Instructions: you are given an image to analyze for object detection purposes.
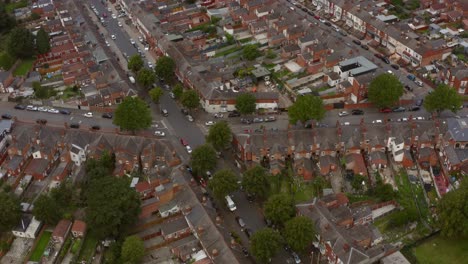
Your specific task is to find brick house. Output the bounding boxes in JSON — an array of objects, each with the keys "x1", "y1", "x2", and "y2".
[
  {"x1": 0, "y1": 71, "x2": 14, "y2": 93},
  {"x1": 71, "y1": 220, "x2": 86, "y2": 238},
  {"x1": 440, "y1": 67, "x2": 468, "y2": 95},
  {"x1": 52, "y1": 219, "x2": 72, "y2": 243}
]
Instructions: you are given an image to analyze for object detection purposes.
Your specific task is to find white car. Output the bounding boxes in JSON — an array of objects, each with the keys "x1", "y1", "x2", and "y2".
[
  {"x1": 144, "y1": 45, "x2": 149, "y2": 51},
  {"x1": 338, "y1": 111, "x2": 349, "y2": 117},
  {"x1": 47, "y1": 108, "x2": 59, "y2": 114},
  {"x1": 111, "y1": 34, "x2": 116, "y2": 40},
  {"x1": 148, "y1": 62, "x2": 153, "y2": 69},
  {"x1": 130, "y1": 38, "x2": 135, "y2": 45},
  {"x1": 319, "y1": 18, "x2": 326, "y2": 23},
  {"x1": 118, "y1": 21, "x2": 122, "y2": 27},
  {"x1": 111, "y1": 13, "x2": 117, "y2": 19},
  {"x1": 38, "y1": 107, "x2": 48, "y2": 112},
  {"x1": 342, "y1": 122, "x2": 350, "y2": 126},
  {"x1": 169, "y1": 92, "x2": 175, "y2": 99},
  {"x1": 107, "y1": 7, "x2": 112, "y2": 12},
  {"x1": 154, "y1": 131, "x2": 165, "y2": 137},
  {"x1": 205, "y1": 121, "x2": 215, "y2": 126},
  {"x1": 138, "y1": 36, "x2": 144, "y2": 42},
  {"x1": 372, "y1": 119, "x2": 383, "y2": 124},
  {"x1": 187, "y1": 115, "x2": 194, "y2": 122},
  {"x1": 105, "y1": 40, "x2": 110, "y2": 46},
  {"x1": 186, "y1": 145, "x2": 192, "y2": 154},
  {"x1": 415, "y1": 116, "x2": 425, "y2": 120},
  {"x1": 84, "y1": 112, "x2": 93, "y2": 118},
  {"x1": 387, "y1": 70, "x2": 393, "y2": 75},
  {"x1": 26, "y1": 105, "x2": 38, "y2": 111}
]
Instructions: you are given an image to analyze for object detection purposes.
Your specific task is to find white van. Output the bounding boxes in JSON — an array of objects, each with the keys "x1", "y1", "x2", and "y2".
[
  {"x1": 128, "y1": 76, "x2": 135, "y2": 84},
  {"x1": 225, "y1": 195, "x2": 237, "y2": 211}
]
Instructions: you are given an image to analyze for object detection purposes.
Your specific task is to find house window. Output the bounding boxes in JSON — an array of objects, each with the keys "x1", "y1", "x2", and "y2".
[{"x1": 455, "y1": 143, "x2": 460, "y2": 149}]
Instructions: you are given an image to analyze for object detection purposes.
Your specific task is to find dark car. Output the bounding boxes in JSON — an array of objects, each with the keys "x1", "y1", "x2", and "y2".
[
  {"x1": 228, "y1": 111, "x2": 241, "y2": 117},
  {"x1": 360, "y1": 44, "x2": 369, "y2": 50},
  {"x1": 14, "y1": 104, "x2": 26, "y2": 110},
  {"x1": 352, "y1": 39, "x2": 361, "y2": 45},
  {"x1": 324, "y1": 21, "x2": 332, "y2": 27},
  {"x1": 380, "y1": 108, "x2": 392, "y2": 113},
  {"x1": 339, "y1": 31, "x2": 347, "y2": 36},
  {"x1": 242, "y1": 247, "x2": 249, "y2": 257},
  {"x1": 244, "y1": 228, "x2": 253, "y2": 238},
  {"x1": 307, "y1": 11, "x2": 314, "y2": 16},
  {"x1": 180, "y1": 138, "x2": 189, "y2": 146},
  {"x1": 405, "y1": 85, "x2": 413, "y2": 92},
  {"x1": 392, "y1": 106, "x2": 406, "y2": 112},
  {"x1": 391, "y1": 64, "x2": 400, "y2": 70},
  {"x1": 2, "y1": 114, "x2": 12, "y2": 119},
  {"x1": 241, "y1": 118, "x2": 252, "y2": 124},
  {"x1": 351, "y1": 109, "x2": 364, "y2": 115},
  {"x1": 181, "y1": 108, "x2": 189, "y2": 115},
  {"x1": 36, "y1": 119, "x2": 47, "y2": 125},
  {"x1": 408, "y1": 106, "x2": 420, "y2": 111},
  {"x1": 70, "y1": 123, "x2": 80, "y2": 129},
  {"x1": 102, "y1": 112, "x2": 113, "y2": 119},
  {"x1": 235, "y1": 216, "x2": 246, "y2": 230},
  {"x1": 246, "y1": 193, "x2": 254, "y2": 202},
  {"x1": 60, "y1": 109, "x2": 71, "y2": 115},
  {"x1": 382, "y1": 57, "x2": 390, "y2": 64},
  {"x1": 91, "y1": 125, "x2": 101, "y2": 130},
  {"x1": 374, "y1": 53, "x2": 383, "y2": 59}
]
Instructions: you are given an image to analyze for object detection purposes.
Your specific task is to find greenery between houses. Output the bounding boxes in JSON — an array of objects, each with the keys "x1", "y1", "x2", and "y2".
[
  {"x1": 76, "y1": 235, "x2": 98, "y2": 263},
  {"x1": 29, "y1": 231, "x2": 52, "y2": 262},
  {"x1": 13, "y1": 58, "x2": 34, "y2": 76},
  {"x1": 410, "y1": 235, "x2": 468, "y2": 264}
]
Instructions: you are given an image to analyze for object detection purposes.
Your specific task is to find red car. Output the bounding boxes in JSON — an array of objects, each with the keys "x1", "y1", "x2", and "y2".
[
  {"x1": 180, "y1": 138, "x2": 188, "y2": 146},
  {"x1": 314, "y1": 15, "x2": 320, "y2": 19},
  {"x1": 380, "y1": 108, "x2": 392, "y2": 113}
]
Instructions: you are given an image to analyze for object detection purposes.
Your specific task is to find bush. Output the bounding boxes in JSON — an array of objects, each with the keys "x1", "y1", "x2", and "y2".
[{"x1": 0, "y1": 52, "x2": 15, "y2": 71}]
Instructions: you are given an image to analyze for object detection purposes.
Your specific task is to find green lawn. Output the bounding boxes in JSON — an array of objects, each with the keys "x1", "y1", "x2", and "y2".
[
  {"x1": 5, "y1": 0, "x2": 28, "y2": 13},
  {"x1": 77, "y1": 235, "x2": 98, "y2": 262},
  {"x1": 29, "y1": 231, "x2": 52, "y2": 262},
  {"x1": 13, "y1": 58, "x2": 34, "y2": 76},
  {"x1": 412, "y1": 235, "x2": 468, "y2": 264}
]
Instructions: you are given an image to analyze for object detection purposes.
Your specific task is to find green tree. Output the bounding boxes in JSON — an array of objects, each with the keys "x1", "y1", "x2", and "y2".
[
  {"x1": 283, "y1": 216, "x2": 316, "y2": 253},
  {"x1": 264, "y1": 194, "x2": 295, "y2": 226},
  {"x1": 181, "y1": 90, "x2": 200, "y2": 110},
  {"x1": 86, "y1": 176, "x2": 141, "y2": 239},
  {"x1": 36, "y1": 27, "x2": 50, "y2": 54},
  {"x1": 208, "y1": 169, "x2": 239, "y2": 201},
  {"x1": 128, "y1": 55, "x2": 144, "y2": 73},
  {"x1": 33, "y1": 183, "x2": 76, "y2": 225},
  {"x1": 154, "y1": 56, "x2": 175, "y2": 83},
  {"x1": 136, "y1": 68, "x2": 155, "y2": 88},
  {"x1": 33, "y1": 81, "x2": 48, "y2": 99},
  {"x1": 437, "y1": 180, "x2": 468, "y2": 238},
  {"x1": 121, "y1": 235, "x2": 145, "y2": 264},
  {"x1": 0, "y1": 3, "x2": 16, "y2": 34},
  {"x1": 250, "y1": 228, "x2": 282, "y2": 264},
  {"x1": 0, "y1": 192, "x2": 21, "y2": 233},
  {"x1": 235, "y1": 93, "x2": 256, "y2": 115},
  {"x1": 424, "y1": 84, "x2": 462, "y2": 113},
  {"x1": 288, "y1": 95, "x2": 325, "y2": 124},
  {"x1": 368, "y1": 73, "x2": 404, "y2": 108},
  {"x1": 7, "y1": 27, "x2": 35, "y2": 58},
  {"x1": 0, "y1": 52, "x2": 15, "y2": 70},
  {"x1": 242, "y1": 165, "x2": 270, "y2": 199},
  {"x1": 243, "y1": 44, "x2": 261, "y2": 61},
  {"x1": 149, "y1": 87, "x2": 164, "y2": 103},
  {"x1": 206, "y1": 121, "x2": 232, "y2": 151},
  {"x1": 172, "y1": 84, "x2": 183, "y2": 99},
  {"x1": 352, "y1": 175, "x2": 367, "y2": 192},
  {"x1": 190, "y1": 144, "x2": 217, "y2": 176},
  {"x1": 114, "y1": 97, "x2": 152, "y2": 132}
]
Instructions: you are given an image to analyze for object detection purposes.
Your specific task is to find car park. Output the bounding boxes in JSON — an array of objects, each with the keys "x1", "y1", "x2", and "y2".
[
  {"x1": 186, "y1": 145, "x2": 192, "y2": 154},
  {"x1": 2, "y1": 114, "x2": 12, "y2": 119},
  {"x1": 205, "y1": 121, "x2": 215, "y2": 126},
  {"x1": 235, "y1": 217, "x2": 246, "y2": 230},
  {"x1": 351, "y1": 109, "x2": 364, "y2": 115},
  {"x1": 338, "y1": 111, "x2": 349, "y2": 117},
  {"x1": 70, "y1": 123, "x2": 80, "y2": 129},
  {"x1": 154, "y1": 131, "x2": 165, "y2": 137},
  {"x1": 36, "y1": 119, "x2": 47, "y2": 125},
  {"x1": 14, "y1": 104, "x2": 26, "y2": 110},
  {"x1": 102, "y1": 112, "x2": 113, "y2": 119},
  {"x1": 392, "y1": 106, "x2": 406, "y2": 112},
  {"x1": 84, "y1": 112, "x2": 93, "y2": 118}
]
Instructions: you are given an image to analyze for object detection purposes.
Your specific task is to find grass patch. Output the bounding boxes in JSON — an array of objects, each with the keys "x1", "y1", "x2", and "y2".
[
  {"x1": 76, "y1": 235, "x2": 98, "y2": 263},
  {"x1": 411, "y1": 235, "x2": 468, "y2": 264},
  {"x1": 29, "y1": 231, "x2": 52, "y2": 262},
  {"x1": 214, "y1": 46, "x2": 242, "y2": 57},
  {"x1": 60, "y1": 86, "x2": 81, "y2": 100},
  {"x1": 13, "y1": 58, "x2": 34, "y2": 76},
  {"x1": 293, "y1": 182, "x2": 317, "y2": 202},
  {"x1": 5, "y1": 0, "x2": 28, "y2": 13}
]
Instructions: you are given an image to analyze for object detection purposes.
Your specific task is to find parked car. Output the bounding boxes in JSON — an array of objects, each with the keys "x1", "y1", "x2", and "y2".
[
  {"x1": 130, "y1": 38, "x2": 135, "y2": 45},
  {"x1": 415, "y1": 99, "x2": 424, "y2": 106},
  {"x1": 404, "y1": 85, "x2": 413, "y2": 92},
  {"x1": 235, "y1": 217, "x2": 246, "y2": 230},
  {"x1": 36, "y1": 119, "x2": 47, "y2": 125},
  {"x1": 253, "y1": 117, "x2": 264, "y2": 123},
  {"x1": 324, "y1": 21, "x2": 332, "y2": 27},
  {"x1": 372, "y1": 119, "x2": 383, "y2": 124},
  {"x1": 70, "y1": 123, "x2": 80, "y2": 129},
  {"x1": 391, "y1": 64, "x2": 400, "y2": 70},
  {"x1": 186, "y1": 145, "x2": 192, "y2": 154},
  {"x1": 181, "y1": 108, "x2": 189, "y2": 115},
  {"x1": 242, "y1": 247, "x2": 249, "y2": 257},
  {"x1": 1, "y1": 114, "x2": 12, "y2": 119},
  {"x1": 91, "y1": 125, "x2": 101, "y2": 130},
  {"x1": 84, "y1": 112, "x2": 93, "y2": 118},
  {"x1": 244, "y1": 228, "x2": 253, "y2": 238},
  {"x1": 351, "y1": 109, "x2": 364, "y2": 115},
  {"x1": 14, "y1": 104, "x2": 26, "y2": 110},
  {"x1": 169, "y1": 92, "x2": 175, "y2": 99},
  {"x1": 415, "y1": 80, "x2": 423, "y2": 87},
  {"x1": 379, "y1": 108, "x2": 392, "y2": 113},
  {"x1": 26, "y1": 105, "x2": 37, "y2": 111},
  {"x1": 352, "y1": 39, "x2": 361, "y2": 45},
  {"x1": 60, "y1": 109, "x2": 71, "y2": 115},
  {"x1": 111, "y1": 34, "x2": 116, "y2": 40},
  {"x1": 264, "y1": 116, "x2": 276, "y2": 122},
  {"x1": 180, "y1": 138, "x2": 188, "y2": 146},
  {"x1": 228, "y1": 111, "x2": 241, "y2": 117},
  {"x1": 292, "y1": 252, "x2": 302, "y2": 264},
  {"x1": 360, "y1": 44, "x2": 369, "y2": 50},
  {"x1": 214, "y1": 113, "x2": 223, "y2": 118},
  {"x1": 161, "y1": 109, "x2": 169, "y2": 117},
  {"x1": 187, "y1": 115, "x2": 194, "y2": 122},
  {"x1": 407, "y1": 74, "x2": 416, "y2": 81},
  {"x1": 408, "y1": 106, "x2": 420, "y2": 111},
  {"x1": 382, "y1": 57, "x2": 390, "y2": 64},
  {"x1": 241, "y1": 118, "x2": 252, "y2": 124},
  {"x1": 374, "y1": 53, "x2": 383, "y2": 59},
  {"x1": 205, "y1": 121, "x2": 215, "y2": 126},
  {"x1": 154, "y1": 131, "x2": 165, "y2": 137},
  {"x1": 47, "y1": 108, "x2": 59, "y2": 114},
  {"x1": 392, "y1": 106, "x2": 406, "y2": 112},
  {"x1": 338, "y1": 111, "x2": 349, "y2": 117},
  {"x1": 38, "y1": 107, "x2": 48, "y2": 112},
  {"x1": 102, "y1": 112, "x2": 113, "y2": 119}
]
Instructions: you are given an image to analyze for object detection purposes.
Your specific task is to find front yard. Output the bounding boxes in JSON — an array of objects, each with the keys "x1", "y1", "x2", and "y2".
[
  {"x1": 29, "y1": 231, "x2": 52, "y2": 262},
  {"x1": 409, "y1": 235, "x2": 468, "y2": 264}
]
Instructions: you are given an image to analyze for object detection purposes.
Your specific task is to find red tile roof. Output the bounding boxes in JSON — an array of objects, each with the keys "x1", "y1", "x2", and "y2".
[
  {"x1": 52, "y1": 219, "x2": 72, "y2": 239},
  {"x1": 71, "y1": 220, "x2": 86, "y2": 234}
]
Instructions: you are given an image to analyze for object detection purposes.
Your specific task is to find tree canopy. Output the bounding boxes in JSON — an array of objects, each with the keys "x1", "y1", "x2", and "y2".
[
  {"x1": 206, "y1": 121, "x2": 232, "y2": 151},
  {"x1": 121, "y1": 235, "x2": 145, "y2": 264},
  {"x1": 172, "y1": 84, "x2": 183, "y2": 100},
  {"x1": 0, "y1": 192, "x2": 21, "y2": 233},
  {"x1": 136, "y1": 68, "x2": 156, "y2": 88},
  {"x1": 264, "y1": 194, "x2": 295, "y2": 226},
  {"x1": 181, "y1": 90, "x2": 200, "y2": 110},
  {"x1": 154, "y1": 56, "x2": 175, "y2": 83},
  {"x1": 113, "y1": 97, "x2": 152, "y2": 132},
  {"x1": 33, "y1": 183, "x2": 76, "y2": 225},
  {"x1": 235, "y1": 93, "x2": 256, "y2": 115},
  {"x1": 0, "y1": 2, "x2": 16, "y2": 34},
  {"x1": 437, "y1": 179, "x2": 468, "y2": 238},
  {"x1": 128, "y1": 55, "x2": 144, "y2": 73},
  {"x1": 242, "y1": 165, "x2": 270, "y2": 199},
  {"x1": 283, "y1": 216, "x2": 316, "y2": 253},
  {"x1": 368, "y1": 73, "x2": 404, "y2": 108},
  {"x1": 208, "y1": 169, "x2": 239, "y2": 201},
  {"x1": 149, "y1": 86, "x2": 164, "y2": 103},
  {"x1": 36, "y1": 28, "x2": 50, "y2": 54},
  {"x1": 424, "y1": 84, "x2": 462, "y2": 113},
  {"x1": 190, "y1": 144, "x2": 217, "y2": 177},
  {"x1": 243, "y1": 45, "x2": 261, "y2": 61},
  {"x1": 250, "y1": 228, "x2": 282, "y2": 264},
  {"x1": 86, "y1": 173, "x2": 141, "y2": 239},
  {"x1": 288, "y1": 95, "x2": 325, "y2": 124},
  {"x1": 7, "y1": 27, "x2": 35, "y2": 58}
]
